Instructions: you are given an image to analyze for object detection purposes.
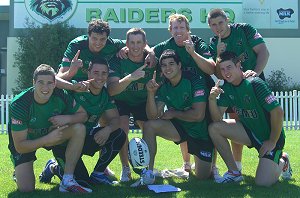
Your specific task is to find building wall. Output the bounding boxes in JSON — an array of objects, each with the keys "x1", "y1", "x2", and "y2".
[{"x1": 6, "y1": 37, "x2": 300, "y2": 95}]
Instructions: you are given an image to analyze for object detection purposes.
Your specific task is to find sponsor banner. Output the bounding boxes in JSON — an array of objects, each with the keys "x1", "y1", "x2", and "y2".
[
  {"x1": 14, "y1": 0, "x2": 242, "y2": 28},
  {"x1": 243, "y1": 0, "x2": 298, "y2": 29}
]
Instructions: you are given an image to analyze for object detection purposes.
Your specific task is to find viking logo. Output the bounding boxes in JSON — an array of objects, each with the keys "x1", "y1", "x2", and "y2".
[{"x1": 29, "y1": 0, "x2": 73, "y2": 21}]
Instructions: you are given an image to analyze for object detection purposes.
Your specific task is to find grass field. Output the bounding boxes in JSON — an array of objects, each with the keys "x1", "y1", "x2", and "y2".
[{"x1": 0, "y1": 130, "x2": 299, "y2": 198}]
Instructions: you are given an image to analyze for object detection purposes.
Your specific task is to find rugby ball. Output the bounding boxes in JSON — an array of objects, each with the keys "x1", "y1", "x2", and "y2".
[{"x1": 128, "y1": 137, "x2": 150, "y2": 168}]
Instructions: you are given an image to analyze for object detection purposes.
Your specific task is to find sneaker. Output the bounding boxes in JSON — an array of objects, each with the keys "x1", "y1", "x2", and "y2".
[
  {"x1": 216, "y1": 170, "x2": 243, "y2": 183},
  {"x1": 39, "y1": 159, "x2": 57, "y2": 183},
  {"x1": 141, "y1": 169, "x2": 155, "y2": 185},
  {"x1": 104, "y1": 166, "x2": 116, "y2": 177},
  {"x1": 281, "y1": 152, "x2": 292, "y2": 180},
  {"x1": 130, "y1": 169, "x2": 155, "y2": 187},
  {"x1": 90, "y1": 172, "x2": 118, "y2": 185},
  {"x1": 59, "y1": 178, "x2": 92, "y2": 193},
  {"x1": 181, "y1": 162, "x2": 192, "y2": 172},
  {"x1": 211, "y1": 166, "x2": 222, "y2": 181},
  {"x1": 120, "y1": 166, "x2": 132, "y2": 182}
]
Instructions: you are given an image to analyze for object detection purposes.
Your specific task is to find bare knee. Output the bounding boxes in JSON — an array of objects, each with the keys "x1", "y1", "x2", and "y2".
[
  {"x1": 71, "y1": 123, "x2": 86, "y2": 137},
  {"x1": 208, "y1": 122, "x2": 223, "y2": 137},
  {"x1": 143, "y1": 120, "x2": 158, "y2": 136}
]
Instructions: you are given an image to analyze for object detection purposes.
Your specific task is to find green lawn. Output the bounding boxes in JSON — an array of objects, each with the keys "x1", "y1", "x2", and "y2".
[{"x1": 0, "y1": 131, "x2": 299, "y2": 198}]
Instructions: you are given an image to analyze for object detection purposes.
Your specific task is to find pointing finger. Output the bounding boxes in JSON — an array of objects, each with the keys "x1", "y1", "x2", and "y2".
[
  {"x1": 215, "y1": 79, "x2": 221, "y2": 87},
  {"x1": 187, "y1": 32, "x2": 192, "y2": 41},
  {"x1": 73, "y1": 50, "x2": 80, "y2": 60},
  {"x1": 152, "y1": 71, "x2": 156, "y2": 80},
  {"x1": 218, "y1": 34, "x2": 222, "y2": 44}
]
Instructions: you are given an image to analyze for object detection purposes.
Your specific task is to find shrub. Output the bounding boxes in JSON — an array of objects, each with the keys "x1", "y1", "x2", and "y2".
[
  {"x1": 13, "y1": 19, "x2": 82, "y2": 93},
  {"x1": 266, "y1": 68, "x2": 293, "y2": 92}
]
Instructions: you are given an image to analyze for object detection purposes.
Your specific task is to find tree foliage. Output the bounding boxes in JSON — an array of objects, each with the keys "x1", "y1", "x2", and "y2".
[
  {"x1": 266, "y1": 68, "x2": 300, "y2": 92},
  {"x1": 13, "y1": 19, "x2": 82, "y2": 93}
]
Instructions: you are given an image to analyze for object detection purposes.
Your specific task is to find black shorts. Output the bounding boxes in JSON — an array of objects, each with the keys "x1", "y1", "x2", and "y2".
[
  {"x1": 115, "y1": 100, "x2": 148, "y2": 121},
  {"x1": 170, "y1": 120, "x2": 214, "y2": 162},
  {"x1": 243, "y1": 124, "x2": 285, "y2": 164},
  {"x1": 82, "y1": 126, "x2": 105, "y2": 156}
]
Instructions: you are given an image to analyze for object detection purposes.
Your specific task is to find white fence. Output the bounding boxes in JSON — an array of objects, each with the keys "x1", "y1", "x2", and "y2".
[{"x1": 1, "y1": 91, "x2": 300, "y2": 134}]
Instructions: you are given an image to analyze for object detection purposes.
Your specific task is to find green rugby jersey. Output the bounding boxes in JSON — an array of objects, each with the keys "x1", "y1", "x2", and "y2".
[
  {"x1": 218, "y1": 77, "x2": 284, "y2": 142},
  {"x1": 209, "y1": 23, "x2": 265, "y2": 75},
  {"x1": 9, "y1": 87, "x2": 80, "y2": 140},
  {"x1": 70, "y1": 84, "x2": 116, "y2": 131},
  {"x1": 109, "y1": 57, "x2": 161, "y2": 106},
  {"x1": 157, "y1": 71, "x2": 209, "y2": 140},
  {"x1": 60, "y1": 35, "x2": 125, "y2": 81},
  {"x1": 154, "y1": 35, "x2": 213, "y2": 85}
]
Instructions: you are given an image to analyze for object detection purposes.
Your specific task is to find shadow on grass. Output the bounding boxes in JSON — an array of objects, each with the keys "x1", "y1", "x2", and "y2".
[{"x1": 7, "y1": 175, "x2": 299, "y2": 198}]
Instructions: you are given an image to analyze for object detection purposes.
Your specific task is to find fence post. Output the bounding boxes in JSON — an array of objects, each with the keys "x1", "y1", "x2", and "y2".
[{"x1": 1, "y1": 94, "x2": 4, "y2": 134}]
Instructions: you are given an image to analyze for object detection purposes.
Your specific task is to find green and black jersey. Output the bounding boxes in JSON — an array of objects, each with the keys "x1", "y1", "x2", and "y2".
[
  {"x1": 60, "y1": 35, "x2": 125, "y2": 81},
  {"x1": 218, "y1": 77, "x2": 284, "y2": 142},
  {"x1": 70, "y1": 83, "x2": 116, "y2": 132},
  {"x1": 154, "y1": 35, "x2": 213, "y2": 86},
  {"x1": 157, "y1": 71, "x2": 209, "y2": 140},
  {"x1": 209, "y1": 23, "x2": 265, "y2": 78},
  {"x1": 109, "y1": 56, "x2": 161, "y2": 106},
  {"x1": 9, "y1": 87, "x2": 80, "y2": 140}
]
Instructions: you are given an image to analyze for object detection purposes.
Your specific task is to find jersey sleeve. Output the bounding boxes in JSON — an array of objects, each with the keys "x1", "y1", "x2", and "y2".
[
  {"x1": 111, "y1": 38, "x2": 126, "y2": 50},
  {"x1": 59, "y1": 89, "x2": 81, "y2": 114},
  {"x1": 240, "y1": 23, "x2": 265, "y2": 48},
  {"x1": 108, "y1": 56, "x2": 122, "y2": 78},
  {"x1": 60, "y1": 38, "x2": 82, "y2": 68},
  {"x1": 192, "y1": 36, "x2": 212, "y2": 59},
  {"x1": 10, "y1": 102, "x2": 28, "y2": 132},
  {"x1": 153, "y1": 41, "x2": 166, "y2": 59},
  {"x1": 251, "y1": 78, "x2": 280, "y2": 112},
  {"x1": 190, "y1": 74, "x2": 208, "y2": 103}
]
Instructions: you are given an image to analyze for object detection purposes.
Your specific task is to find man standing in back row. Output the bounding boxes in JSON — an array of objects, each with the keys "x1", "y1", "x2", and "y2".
[{"x1": 208, "y1": 8, "x2": 270, "y2": 172}]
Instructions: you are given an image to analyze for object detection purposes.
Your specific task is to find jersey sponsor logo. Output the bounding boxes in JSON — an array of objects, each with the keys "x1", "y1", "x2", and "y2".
[
  {"x1": 277, "y1": 8, "x2": 294, "y2": 20},
  {"x1": 62, "y1": 57, "x2": 71, "y2": 62},
  {"x1": 238, "y1": 52, "x2": 248, "y2": 63},
  {"x1": 233, "y1": 107, "x2": 258, "y2": 119},
  {"x1": 30, "y1": 117, "x2": 37, "y2": 123},
  {"x1": 199, "y1": 151, "x2": 212, "y2": 158},
  {"x1": 25, "y1": 0, "x2": 77, "y2": 23},
  {"x1": 194, "y1": 89, "x2": 205, "y2": 97},
  {"x1": 253, "y1": 33, "x2": 262, "y2": 40},
  {"x1": 265, "y1": 95, "x2": 276, "y2": 104},
  {"x1": 11, "y1": 118, "x2": 22, "y2": 125}
]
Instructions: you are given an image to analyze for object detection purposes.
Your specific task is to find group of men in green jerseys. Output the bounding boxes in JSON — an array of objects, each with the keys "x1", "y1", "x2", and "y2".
[{"x1": 8, "y1": 8, "x2": 292, "y2": 193}]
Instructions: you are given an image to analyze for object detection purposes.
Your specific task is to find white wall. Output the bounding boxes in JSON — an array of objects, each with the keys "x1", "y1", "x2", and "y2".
[
  {"x1": 6, "y1": 37, "x2": 300, "y2": 94},
  {"x1": 264, "y1": 38, "x2": 300, "y2": 84}
]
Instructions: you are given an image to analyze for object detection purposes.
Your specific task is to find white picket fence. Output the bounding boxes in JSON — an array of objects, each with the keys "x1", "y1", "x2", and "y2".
[{"x1": 1, "y1": 91, "x2": 300, "y2": 134}]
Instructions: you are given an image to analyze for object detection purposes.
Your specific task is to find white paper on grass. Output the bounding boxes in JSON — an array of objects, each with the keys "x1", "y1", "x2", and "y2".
[{"x1": 147, "y1": 185, "x2": 181, "y2": 193}]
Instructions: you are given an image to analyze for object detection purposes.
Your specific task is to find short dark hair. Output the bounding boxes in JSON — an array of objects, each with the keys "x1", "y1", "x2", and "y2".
[
  {"x1": 126, "y1": 28, "x2": 146, "y2": 42},
  {"x1": 208, "y1": 8, "x2": 227, "y2": 24},
  {"x1": 33, "y1": 64, "x2": 56, "y2": 82},
  {"x1": 217, "y1": 51, "x2": 240, "y2": 65},
  {"x1": 159, "y1": 49, "x2": 181, "y2": 65},
  {"x1": 88, "y1": 58, "x2": 109, "y2": 71},
  {"x1": 88, "y1": 19, "x2": 111, "y2": 36}
]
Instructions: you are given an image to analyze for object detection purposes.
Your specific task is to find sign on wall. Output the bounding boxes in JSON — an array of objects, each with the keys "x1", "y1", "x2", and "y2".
[{"x1": 14, "y1": 0, "x2": 298, "y2": 29}]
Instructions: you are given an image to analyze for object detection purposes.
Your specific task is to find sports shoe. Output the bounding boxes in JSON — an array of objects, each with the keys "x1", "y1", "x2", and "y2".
[
  {"x1": 130, "y1": 169, "x2": 155, "y2": 187},
  {"x1": 39, "y1": 159, "x2": 57, "y2": 183},
  {"x1": 120, "y1": 166, "x2": 132, "y2": 182},
  {"x1": 181, "y1": 162, "x2": 192, "y2": 172},
  {"x1": 90, "y1": 172, "x2": 118, "y2": 185},
  {"x1": 211, "y1": 165, "x2": 222, "y2": 181},
  {"x1": 281, "y1": 152, "x2": 292, "y2": 180},
  {"x1": 215, "y1": 170, "x2": 243, "y2": 183},
  {"x1": 104, "y1": 166, "x2": 116, "y2": 177},
  {"x1": 59, "y1": 178, "x2": 92, "y2": 193}
]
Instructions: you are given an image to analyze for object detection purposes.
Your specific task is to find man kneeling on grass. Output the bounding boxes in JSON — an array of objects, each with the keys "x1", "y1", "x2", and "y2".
[
  {"x1": 208, "y1": 51, "x2": 292, "y2": 186},
  {"x1": 8, "y1": 64, "x2": 91, "y2": 193}
]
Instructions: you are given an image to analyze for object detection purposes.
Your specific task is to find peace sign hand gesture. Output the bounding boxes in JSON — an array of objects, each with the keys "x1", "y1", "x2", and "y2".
[
  {"x1": 183, "y1": 33, "x2": 195, "y2": 55},
  {"x1": 69, "y1": 50, "x2": 83, "y2": 76}
]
